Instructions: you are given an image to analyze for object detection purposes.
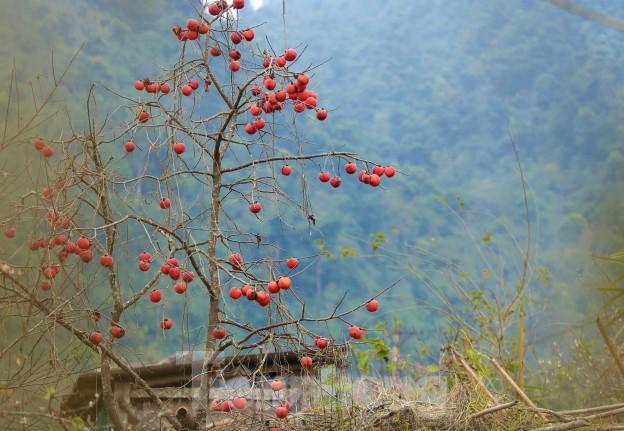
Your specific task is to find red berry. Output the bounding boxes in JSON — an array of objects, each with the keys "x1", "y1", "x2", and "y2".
[
  {"x1": 319, "y1": 171, "x2": 330, "y2": 182},
  {"x1": 264, "y1": 77, "x2": 276, "y2": 90},
  {"x1": 293, "y1": 101, "x2": 305, "y2": 112},
  {"x1": 230, "y1": 31, "x2": 243, "y2": 44},
  {"x1": 275, "y1": 56, "x2": 286, "y2": 67},
  {"x1": 385, "y1": 166, "x2": 396, "y2": 177},
  {"x1": 34, "y1": 138, "x2": 46, "y2": 150},
  {"x1": 208, "y1": 2, "x2": 222, "y2": 15},
  {"x1": 284, "y1": 48, "x2": 297, "y2": 62},
  {"x1": 138, "y1": 111, "x2": 150, "y2": 123},
  {"x1": 173, "y1": 142, "x2": 185, "y2": 154},
  {"x1": 315, "y1": 337, "x2": 329, "y2": 349},
  {"x1": 174, "y1": 282, "x2": 187, "y2": 294},
  {"x1": 248, "y1": 202, "x2": 262, "y2": 213},
  {"x1": 4, "y1": 227, "x2": 16, "y2": 238},
  {"x1": 366, "y1": 299, "x2": 379, "y2": 312},
  {"x1": 330, "y1": 176, "x2": 342, "y2": 188},
  {"x1": 229, "y1": 49, "x2": 241, "y2": 60},
  {"x1": 229, "y1": 287, "x2": 242, "y2": 299},
  {"x1": 251, "y1": 85, "x2": 262, "y2": 96},
  {"x1": 232, "y1": 0, "x2": 244, "y2": 9},
  {"x1": 229, "y1": 60, "x2": 241, "y2": 72},
  {"x1": 146, "y1": 82, "x2": 159, "y2": 93},
  {"x1": 270, "y1": 380, "x2": 283, "y2": 391},
  {"x1": 246, "y1": 288, "x2": 257, "y2": 301},
  {"x1": 139, "y1": 251, "x2": 152, "y2": 262},
  {"x1": 286, "y1": 257, "x2": 299, "y2": 269},
  {"x1": 149, "y1": 289, "x2": 162, "y2": 303},
  {"x1": 124, "y1": 140, "x2": 135, "y2": 152},
  {"x1": 169, "y1": 267, "x2": 181, "y2": 280},
  {"x1": 250, "y1": 105, "x2": 261, "y2": 116},
  {"x1": 300, "y1": 356, "x2": 313, "y2": 368},
  {"x1": 189, "y1": 79, "x2": 199, "y2": 90},
  {"x1": 256, "y1": 290, "x2": 270, "y2": 307},
  {"x1": 233, "y1": 396, "x2": 247, "y2": 409},
  {"x1": 41, "y1": 146, "x2": 54, "y2": 158},
  {"x1": 344, "y1": 162, "x2": 357, "y2": 174},
  {"x1": 39, "y1": 280, "x2": 53, "y2": 291},
  {"x1": 160, "y1": 318, "x2": 173, "y2": 330},
  {"x1": 276, "y1": 406, "x2": 288, "y2": 419},
  {"x1": 316, "y1": 108, "x2": 328, "y2": 120},
  {"x1": 276, "y1": 90, "x2": 287, "y2": 102},
  {"x1": 110, "y1": 325, "x2": 125, "y2": 338},
  {"x1": 263, "y1": 56, "x2": 271, "y2": 68},
  {"x1": 181, "y1": 85, "x2": 193, "y2": 96},
  {"x1": 62, "y1": 242, "x2": 75, "y2": 253},
  {"x1": 186, "y1": 18, "x2": 199, "y2": 31},
  {"x1": 89, "y1": 331, "x2": 103, "y2": 344},
  {"x1": 244, "y1": 122, "x2": 257, "y2": 134},
  {"x1": 267, "y1": 281, "x2": 280, "y2": 294},
  {"x1": 359, "y1": 170, "x2": 370, "y2": 183},
  {"x1": 281, "y1": 164, "x2": 292, "y2": 176},
  {"x1": 160, "y1": 197, "x2": 171, "y2": 209},
  {"x1": 348, "y1": 325, "x2": 363, "y2": 340},
  {"x1": 134, "y1": 80, "x2": 145, "y2": 91},
  {"x1": 212, "y1": 327, "x2": 226, "y2": 339},
  {"x1": 138, "y1": 260, "x2": 151, "y2": 271},
  {"x1": 160, "y1": 82, "x2": 171, "y2": 94},
  {"x1": 229, "y1": 253, "x2": 243, "y2": 269},
  {"x1": 99, "y1": 254, "x2": 114, "y2": 268},
  {"x1": 166, "y1": 257, "x2": 179, "y2": 267},
  {"x1": 372, "y1": 165, "x2": 385, "y2": 176},
  {"x1": 182, "y1": 271, "x2": 194, "y2": 283},
  {"x1": 297, "y1": 74, "x2": 310, "y2": 87},
  {"x1": 198, "y1": 22, "x2": 209, "y2": 34},
  {"x1": 80, "y1": 249, "x2": 93, "y2": 263},
  {"x1": 210, "y1": 45, "x2": 222, "y2": 56},
  {"x1": 277, "y1": 276, "x2": 291, "y2": 290},
  {"x1": 77, "y1": 236, "x2": 91, "y2": 250},
  {"x1": 242, "y1": 28, "x2": 254, "y2": 41},
  {"x1": 54, "y1": 235, "x2": 67, "y2": 245},
  {"x1": 253, "y1": 117, "x2": 265, "y2": 130},
  {"x1": 369, "y1": 174, "x2": 381, "y2": 187},
  {"x1": 305, "y1": 97, "x2": 317, "y2": 109}
]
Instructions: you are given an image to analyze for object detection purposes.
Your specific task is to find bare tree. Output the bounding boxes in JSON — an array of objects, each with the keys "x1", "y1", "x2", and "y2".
[{"x1": 0, "y1": 1, "x2": 395, "y2": 429}]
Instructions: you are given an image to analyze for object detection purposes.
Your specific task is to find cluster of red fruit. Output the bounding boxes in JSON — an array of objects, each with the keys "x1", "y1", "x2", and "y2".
[
  {"x1": 228, "y1": 256, "x2": 298, "y2": 307},
  {"x1": 317, "y1": 162, "x2": 396, "y2": 189},
  {"x1": 181, "y1": 78, "x2": 209, "y2": 97},
  {"x1": 206, "y1": 0, "x2": 245, "y2": 17},
  {"x1": 133, "y1": 79, "x2": 171, "y2": 94},
  {"x1": 243, "y1": 72, "x2": 328, "y2": 138},
  {"x1": 32, "y1": 236, "x2": 119, "y2": 291},
  {"x1": 172, "y1": 18, "x2": 210, "y2": 42},
  {"x1": 33, "y1": 138, "x2": 54, "y2": 158},
  {"x1": 210, "y1": 395, "x2": 248, "y2": 412}
]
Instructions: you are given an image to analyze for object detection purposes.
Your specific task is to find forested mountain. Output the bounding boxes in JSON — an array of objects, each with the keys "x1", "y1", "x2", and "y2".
[{"x1": 2, "y1": 0, "x2": 623, "y2": 406}]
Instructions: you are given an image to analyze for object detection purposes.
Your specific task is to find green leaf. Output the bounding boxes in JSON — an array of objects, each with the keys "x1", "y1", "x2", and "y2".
[{"x1": 482, "y1": 230, "x2": 493, "y2": 245}]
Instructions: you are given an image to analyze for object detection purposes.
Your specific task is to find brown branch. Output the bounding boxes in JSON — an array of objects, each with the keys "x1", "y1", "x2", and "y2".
[
  {"x1": 469, "y1": 400, "x2": 518, "y2": 420},
  {"x1": 543, "y1": 0, "x2": 624, "y2": 32},
  {"x1": 596, "y1": 317, "x2": 624, "y2": 379},
  {"x1": 221, "y1": 151, "x2": 357, "y2": 173},
  {"x1": 490, "y1": 357, "x2": 547, "y2": 420}
]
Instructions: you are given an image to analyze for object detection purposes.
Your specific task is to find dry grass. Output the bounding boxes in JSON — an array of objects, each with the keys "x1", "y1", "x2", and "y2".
[{"x1": 200, "y1": 374, "x2": 550, "y2": 431}]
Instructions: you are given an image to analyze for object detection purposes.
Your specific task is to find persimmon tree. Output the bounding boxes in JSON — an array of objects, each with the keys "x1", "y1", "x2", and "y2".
[{"x1": 0, "y1": 1, "x2": 397, "y2": 429}]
